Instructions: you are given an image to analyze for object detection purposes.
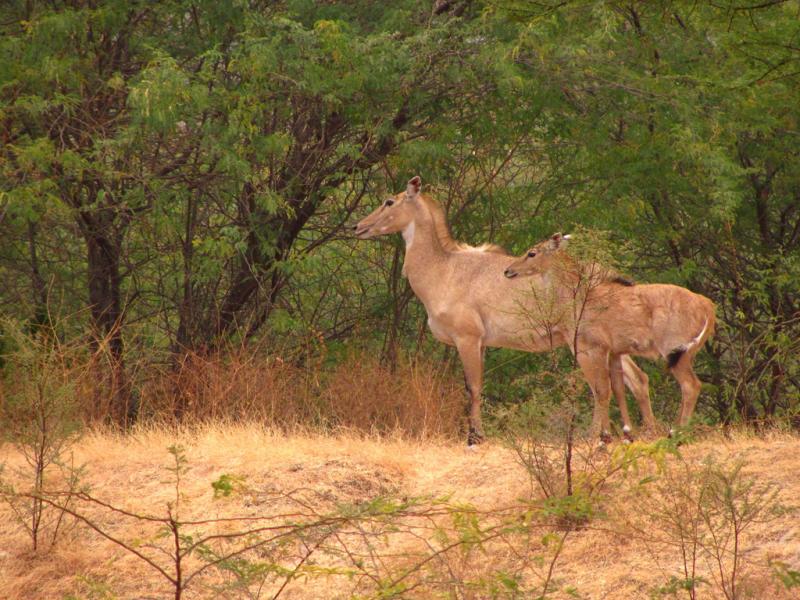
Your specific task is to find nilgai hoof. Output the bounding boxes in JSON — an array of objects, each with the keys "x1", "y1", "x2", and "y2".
[
  {"x1": 467, "y1": 429, "x2": 486, "y2": 447},
  {"x1": 668, "y1": 428, "x2": 685, "y2": 447},
  {"x1": 597, "y1": 430, "x2": 613, "y2": 452},
  {"x1": 623, "y1": 425, "x2": 634, "y2": 444}
]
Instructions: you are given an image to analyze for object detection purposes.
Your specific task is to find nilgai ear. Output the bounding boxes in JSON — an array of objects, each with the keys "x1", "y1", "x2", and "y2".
[
  {"x1": 549, "y1": 232, "x2": 563, "y2": 249},
  {"x1": 407, "y1": 176, "x2": 421, "y2": 198}
]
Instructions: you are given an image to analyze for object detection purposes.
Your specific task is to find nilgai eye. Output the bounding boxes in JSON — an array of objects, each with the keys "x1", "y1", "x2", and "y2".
[
  {"x1": 385, "y1": 199, "x2": 394, "y2": 207},
  {"x1": 527, "y1": 251, "x2": 536, "y2": 258}
]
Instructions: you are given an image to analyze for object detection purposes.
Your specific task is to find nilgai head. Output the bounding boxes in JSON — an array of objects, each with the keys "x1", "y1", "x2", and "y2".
[
  {"x1": 353, "y1": 176, "x2": 421, "y2": 239},
  {"x1": 504, "y1": 232, "x2": 571, "y2": 279}
]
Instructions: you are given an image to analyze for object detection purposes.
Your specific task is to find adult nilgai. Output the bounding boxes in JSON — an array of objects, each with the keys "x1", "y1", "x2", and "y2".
[
  {"x1": 354, "y1": 176, "x2": 655, "y2": 445},
  {"x1": 504, "y1": 233, "x2": 716, "y2": 439}
]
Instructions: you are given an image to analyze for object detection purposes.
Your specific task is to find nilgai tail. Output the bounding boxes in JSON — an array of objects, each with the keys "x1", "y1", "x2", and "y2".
[{"x1": 667, "y1": 316, "x2": 713, "y2": 368}]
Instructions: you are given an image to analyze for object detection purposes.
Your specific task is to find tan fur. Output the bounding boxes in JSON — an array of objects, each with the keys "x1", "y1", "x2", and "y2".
[
  {"x1": 355, "y1": 178, "x2": 655, "y2": 443},
  {"x1": 505, "y1": 234, "x2": 716, "y2": 435}
]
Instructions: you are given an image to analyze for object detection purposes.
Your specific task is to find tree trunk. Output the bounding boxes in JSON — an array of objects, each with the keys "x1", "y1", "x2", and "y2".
[
  {"x1": 27, "y1": 220, "x2": 48, "y2": 329},
  {"x1": 82, "y1": 210, "x2": 131, "y2": 426}
]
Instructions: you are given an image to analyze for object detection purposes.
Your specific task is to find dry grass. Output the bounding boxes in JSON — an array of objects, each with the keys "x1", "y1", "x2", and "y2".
[
  {"x1": 1, "y1": 425, "x2": 799, "y2": 599},
  {"x1": 0, "y1": 337, "x2": 465, "y2": 438},
  {"x1": 137, "y1": 348, "x2": 464, "y2": 438}
]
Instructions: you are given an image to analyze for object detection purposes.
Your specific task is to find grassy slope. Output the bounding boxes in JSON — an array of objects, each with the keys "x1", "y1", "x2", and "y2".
[{"x1": 1, "y1": 426, "x2": 799, "y2": 599}]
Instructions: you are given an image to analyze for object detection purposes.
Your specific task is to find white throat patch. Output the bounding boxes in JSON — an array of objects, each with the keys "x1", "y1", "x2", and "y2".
[
  {"x1": 402, "y1": 221, "x2": 416, "y2": 249},
  {"x1": 401, "y1": 222, "x2": 415, "y2": 277}
]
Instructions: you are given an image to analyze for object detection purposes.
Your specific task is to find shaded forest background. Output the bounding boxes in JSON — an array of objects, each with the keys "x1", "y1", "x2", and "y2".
[{"x1": 1, "y1": 0, "x2": 798, "y2": 432}]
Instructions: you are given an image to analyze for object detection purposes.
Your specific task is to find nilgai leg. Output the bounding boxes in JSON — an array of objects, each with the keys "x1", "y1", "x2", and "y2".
[
  {"x1": 577, "y1": 346, "x2": 613, "y2": 443},
  {"x1": 621, "y1": 355, "x2": 657, "y2": 432},
  {"x1": 456, "y1": 337, "x2": 485, "y2": 445},
  {"x1": 610, "y1": 354, "x2": 634, "y2": 441},
  {"x1": 670, "y1": 353, "x2": 703, "y2": 428}
]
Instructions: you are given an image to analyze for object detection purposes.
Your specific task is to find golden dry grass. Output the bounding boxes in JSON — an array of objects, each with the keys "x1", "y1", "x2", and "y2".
[
  {"x1": 1, "y1": 426, "x2": 799, "y2": 599},
  {"x1": 137, "y1": 349, "x2": 464, "y2": 438}
]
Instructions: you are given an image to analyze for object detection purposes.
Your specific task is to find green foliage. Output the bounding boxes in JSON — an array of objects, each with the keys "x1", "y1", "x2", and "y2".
[
  {"x1": 771, "y1": 560, "x2": 800, "y2": 590},
  {"x1": 488, "y1": 0, "x2": 800, "y2": 424},
  {"x1": 211, "y1": 473, "x2": 247, "y2": 499},
  {"x1": 64, "y1": 575, "x2": 118, "y2": 600},
  {"x1": 0, "y1": 0, "x2": 798, "y2": 428},
  {"x1": 651, "y1": 575, "x2": 709, "y2": 599},
  {"x1": 538, "y1": 491, "x2": 596, "y2": 524}
]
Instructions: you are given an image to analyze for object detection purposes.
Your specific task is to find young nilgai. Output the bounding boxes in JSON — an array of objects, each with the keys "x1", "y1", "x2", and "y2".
[{"x1": 504, "y1": 232, "x2": 716, "y2": 440}]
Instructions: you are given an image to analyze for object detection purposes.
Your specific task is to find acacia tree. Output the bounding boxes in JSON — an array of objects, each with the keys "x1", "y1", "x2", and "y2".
[
  {"x1": 493, "y1": 0, "x2": 800, "y2": 423},
  {"x1": 0, "y1": 2, "x2": 200, "y2": 421},
  {"x1": 1, "y1": 1, "x2": 537, "y2": 418},
  {"x1": 119, "y1": 1, "x2": 545, "y2": 357}
]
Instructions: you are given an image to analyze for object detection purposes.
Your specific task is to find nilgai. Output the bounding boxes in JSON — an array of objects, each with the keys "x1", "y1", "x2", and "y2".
[
  {"x1": 504, "y1": 232, "x2": 715, "y2": 440},
  {"x1": 354, "y1": 177, "x2": 655, "y2": 445}
]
